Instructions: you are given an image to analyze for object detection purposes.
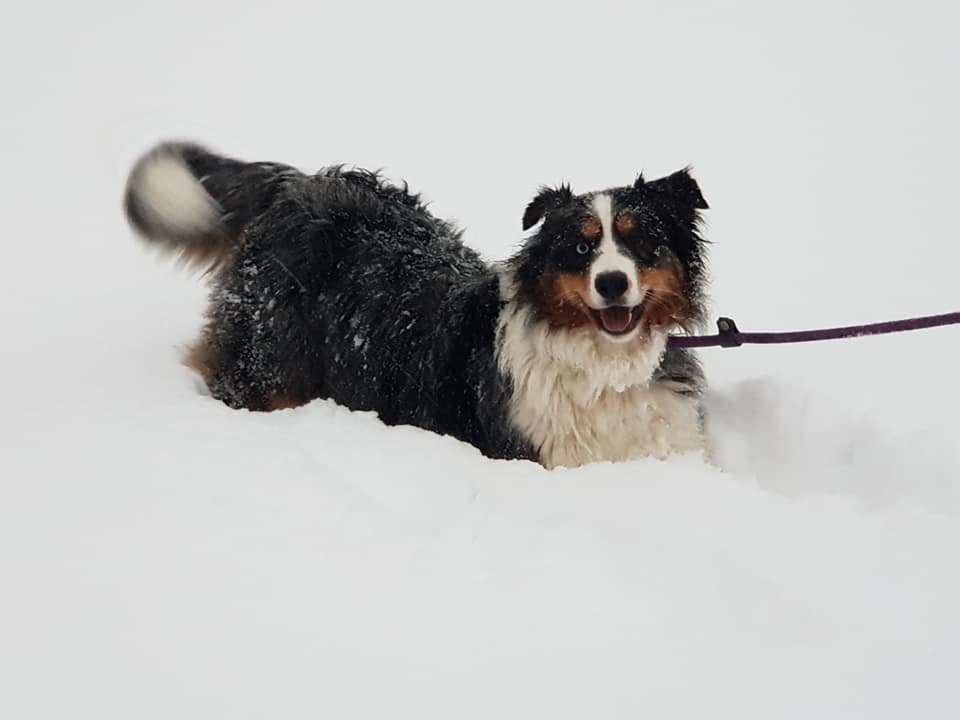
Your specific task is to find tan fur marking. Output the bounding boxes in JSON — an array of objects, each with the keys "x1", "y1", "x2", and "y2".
[
  {"x1": 580, "y1": 217, "x2": 602, "y2": 241},
  {"x1": 614, "y1": 214, "x2": 636, "y2": 237},
  {"x1": 268, "y1": 396, "x2": 305, "y2": 411},
  {"x1": 182, "y1": 338, "x2": 218, "y2": 384},
  {"x1": 638, "y1": 264, "x2": 691, "y2": 330},
  {"x1": 171, "y1": 230, "x2": 235, "y2": 276},
  {"x1": 537, "y1": 272, "x2": 593, "y2": 329}
]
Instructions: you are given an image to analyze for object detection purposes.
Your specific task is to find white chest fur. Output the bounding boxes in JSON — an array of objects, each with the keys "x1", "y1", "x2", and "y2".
[{"x1": 496, "y1": 274, "x2": 704, "y2": 469}]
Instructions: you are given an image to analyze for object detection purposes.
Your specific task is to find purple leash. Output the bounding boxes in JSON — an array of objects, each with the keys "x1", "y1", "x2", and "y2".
[{"x1": 668, "y1": 311, "x2": 960, "y2": 350}]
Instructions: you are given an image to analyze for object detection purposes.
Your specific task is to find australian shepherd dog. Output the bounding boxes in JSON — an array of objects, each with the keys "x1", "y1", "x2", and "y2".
[{"x1": 124, "y1": 142, "x2": 710, "y2": 468}]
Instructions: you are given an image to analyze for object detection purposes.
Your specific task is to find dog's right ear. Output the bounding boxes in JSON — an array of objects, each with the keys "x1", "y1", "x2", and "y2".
[{"x1": 522, "y1": 185, "x2": 574, "y2": 231}]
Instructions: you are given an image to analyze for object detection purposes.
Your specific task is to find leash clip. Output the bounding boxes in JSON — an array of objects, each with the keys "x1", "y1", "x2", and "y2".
[{"x1": 717, "y1": 317, "x2": 743, "y2": 347}]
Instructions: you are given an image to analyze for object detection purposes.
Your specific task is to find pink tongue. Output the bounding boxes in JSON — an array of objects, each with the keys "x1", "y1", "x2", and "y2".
[{"x1": 600, "y1": 307, "x2": 632, "y2": 333}]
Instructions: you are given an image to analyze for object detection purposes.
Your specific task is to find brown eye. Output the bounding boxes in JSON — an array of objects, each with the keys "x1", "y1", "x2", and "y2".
[
  {"x1": 580, "y1": 218, "x2": 602, "y2": 241},
  {"x1": 575, "y1": 242, "x2": 591, "y2": 255},
  {"x1": 615, "y1": 214, "x2": 636, "y2": 236}
]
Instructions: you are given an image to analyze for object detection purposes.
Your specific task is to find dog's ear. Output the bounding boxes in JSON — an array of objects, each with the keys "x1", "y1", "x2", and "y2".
[
  {"x1": 641, "y1": 168, "x2": 709, "y2": 211},
  {"x1": 522, "y1": 184, "x2": 574, "y2": 230}
]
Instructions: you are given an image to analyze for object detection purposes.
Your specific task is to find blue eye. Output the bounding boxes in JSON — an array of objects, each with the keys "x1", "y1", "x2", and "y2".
[{"x1": 575, "y1": 242, "x2": 591, "y2": 255}]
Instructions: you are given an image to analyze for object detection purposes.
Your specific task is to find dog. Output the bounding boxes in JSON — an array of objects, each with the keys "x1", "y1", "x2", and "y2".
[{"x1": 124, "y1": 142, "x2": 709, "y2": 468}]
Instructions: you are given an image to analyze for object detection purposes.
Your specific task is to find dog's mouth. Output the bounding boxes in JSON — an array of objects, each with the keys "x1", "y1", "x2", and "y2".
[{"x1": 589, "y1": 304, "x2": 645, "y2": 336}]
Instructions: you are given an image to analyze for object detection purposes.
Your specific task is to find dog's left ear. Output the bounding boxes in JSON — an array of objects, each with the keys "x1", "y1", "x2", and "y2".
[
  {"x1": 639, "y1": 168, "x2": 709, "y2": 211},
  {"x1": 522, "y1": 185, "x2": 574, "y2": 230}
]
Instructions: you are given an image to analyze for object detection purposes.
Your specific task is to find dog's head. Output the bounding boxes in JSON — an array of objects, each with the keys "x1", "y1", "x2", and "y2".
[{"x1": 510, "y1": 169, "x2": 708, "y2": 341}]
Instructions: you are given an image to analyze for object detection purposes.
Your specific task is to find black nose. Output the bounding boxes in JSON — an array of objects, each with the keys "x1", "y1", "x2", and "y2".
[{"x1": 594, "y1": 271, "x2": 629, "y2": 300}]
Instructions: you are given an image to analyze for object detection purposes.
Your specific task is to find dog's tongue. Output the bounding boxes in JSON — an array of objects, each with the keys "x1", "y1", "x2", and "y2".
[{"x1": 600, "y1": 307, "x2": 632, "y2": 333}]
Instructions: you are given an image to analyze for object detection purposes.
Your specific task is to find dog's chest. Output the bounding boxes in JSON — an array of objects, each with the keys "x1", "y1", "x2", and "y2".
[
  {"x1": 495, "y1": 300, "x2": 704, "y2": 469},
  {"x1": 511, "y1": 369, "x2": 703, "y2": 469}
]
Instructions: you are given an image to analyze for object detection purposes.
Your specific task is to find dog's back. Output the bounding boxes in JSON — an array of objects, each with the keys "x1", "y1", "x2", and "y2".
[{"x1": 125, "y1": 142, "x2": 529, "y2": 457}]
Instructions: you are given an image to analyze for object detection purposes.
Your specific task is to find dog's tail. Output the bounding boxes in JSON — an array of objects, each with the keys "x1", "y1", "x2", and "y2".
[{"x1": 124, "y1": 141, "x2": 287, "y2": 272}]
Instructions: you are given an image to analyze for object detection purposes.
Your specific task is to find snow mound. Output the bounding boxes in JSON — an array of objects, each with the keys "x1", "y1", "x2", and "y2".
[{"x1": 708, "y1": 379, "x2": 960, "y2": 513}]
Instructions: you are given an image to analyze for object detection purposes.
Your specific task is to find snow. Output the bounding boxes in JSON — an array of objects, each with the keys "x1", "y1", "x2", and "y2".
[{"x1": 2, "y1": 0, "x2": 959, "y2": 717}]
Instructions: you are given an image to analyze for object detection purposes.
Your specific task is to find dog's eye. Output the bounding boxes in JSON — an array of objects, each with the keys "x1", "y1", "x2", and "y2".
[{"x1": 575, "y1": 242, "x2": 591, "y2": 255}]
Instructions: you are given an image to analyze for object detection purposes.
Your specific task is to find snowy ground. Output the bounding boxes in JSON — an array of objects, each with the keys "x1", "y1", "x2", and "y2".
[{"x1": 2, "y1": 1, "x2": 959, "y2": 717}]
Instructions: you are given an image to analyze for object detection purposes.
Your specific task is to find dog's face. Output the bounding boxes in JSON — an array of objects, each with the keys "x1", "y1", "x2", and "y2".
[{"x1": 513, "y1": 169, "x2": 708, "y2": 341}]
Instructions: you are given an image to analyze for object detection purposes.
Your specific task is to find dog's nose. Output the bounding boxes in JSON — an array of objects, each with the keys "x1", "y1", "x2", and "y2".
[{"x1": 594, "y1": 271, "x2": 629, "y2": 301}]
